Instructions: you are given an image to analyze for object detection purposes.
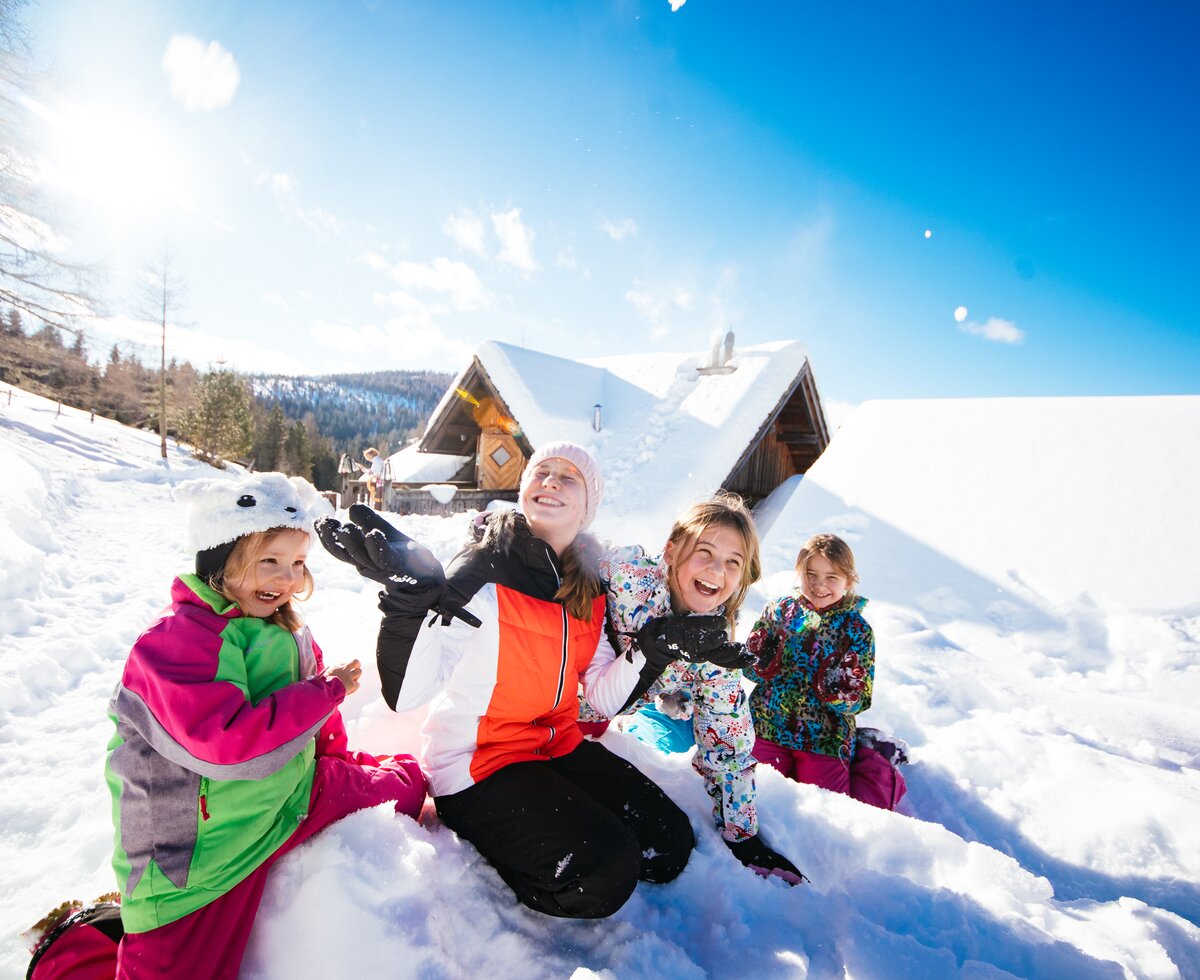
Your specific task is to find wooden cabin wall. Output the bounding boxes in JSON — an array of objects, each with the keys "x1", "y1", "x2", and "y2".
[
  {"x1": 478, "y1": 430, "x2": 525, "y2": 489},
  {"x1": 722, "y1": 421, "x2": 797, "y2": 501}
]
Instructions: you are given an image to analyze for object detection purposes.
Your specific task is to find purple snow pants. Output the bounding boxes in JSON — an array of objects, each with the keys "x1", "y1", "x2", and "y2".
[
  {"x1": 753, "y1": 737, "x2": 906, "y2": 811},
  {"x1": 113, "y1": 753, "x2": 426, "y2": 980}
]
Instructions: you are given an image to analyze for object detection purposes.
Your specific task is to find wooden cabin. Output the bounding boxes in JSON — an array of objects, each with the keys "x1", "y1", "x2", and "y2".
[{"x1": 383, "y1": 335, "x2": 830, "y2": 520}]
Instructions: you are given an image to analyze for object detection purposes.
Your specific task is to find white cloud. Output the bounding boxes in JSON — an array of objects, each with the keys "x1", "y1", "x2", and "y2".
[
  {"x1": 625, "y1": 288, "x2": 662, "y2": 321},
  {"x1": 361, "y1": 254, "x2": 493, "y2": 312},
  {"x1": 261, "y1": 293, "x2": 286, "y2": 308},
  {"x1": 492, "y1": 208, "x2": 538, "y2": 274},
  {"x1": 255, "y1": 170, "x2": 346, "y2": 235},
  {"x1": 299, "y1": 205, "x2": 346, "y2": 235},
  {"x1": 959, "y1": 316, "x2": 1025, "y2": 344},
  {"x1": 310, "y1": 314, "x2": 474, "y2": 371},
  {"x1": 162, "y1": 35, "x2": 240, "y2": 112},
  {"x1": 600, "y1": 217, "x2": 639, "y2": 241},
  {"x1": 371, "y1": 290, "x2": 434, "y2": 316},
  {"x1": 625, "y1": 281, "x2": 698, "y2": 326},
  {"x1": 87, "y1": 314, "x2": 307, "y2": 373},
  {"x1": 443, "y1": 209, "x2": 487, "y2": 256},
  {"x1": 669, "y1": 0, "x2": 687, "y2": 10},
  {"x1": 309, "y1": 319, "x2": 390, "y2": 354}
]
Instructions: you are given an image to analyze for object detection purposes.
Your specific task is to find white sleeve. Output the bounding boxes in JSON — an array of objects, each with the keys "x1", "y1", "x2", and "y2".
[
  {"x1": 390, "y1": 588, "x2": 496, "y2": 713},
  {"x1": 581, "y1": 629, "x2": 646, "y2": 718}
]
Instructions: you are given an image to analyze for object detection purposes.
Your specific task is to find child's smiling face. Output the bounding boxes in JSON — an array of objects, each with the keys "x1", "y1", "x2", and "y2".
[
  {"x1": 226, "y1": 529, "x2": 311, "y2": 618},
  {"x1": 665, "y1": 524, "x2": 747, "y2": 615},
  {"x1": 519, "y1": 457, "x2": 588, "y2": 553},
  {"x1": 800, "y1": 553, "x2": 850, "y2": 611}
]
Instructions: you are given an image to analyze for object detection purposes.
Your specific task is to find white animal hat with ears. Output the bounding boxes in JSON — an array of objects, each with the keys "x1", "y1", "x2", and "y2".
[{"x1": 179, "y1": 472, "x2": 332, "y2": 579}]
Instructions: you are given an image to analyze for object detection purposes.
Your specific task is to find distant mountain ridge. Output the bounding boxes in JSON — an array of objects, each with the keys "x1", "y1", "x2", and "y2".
[{"x1": 248, "y1": 369, "x2": 453, "y2": 454}]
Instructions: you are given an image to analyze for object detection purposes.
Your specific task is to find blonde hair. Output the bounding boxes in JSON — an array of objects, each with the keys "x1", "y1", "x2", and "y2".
[
  {"x1": 213, "y1": 528, "x2": 314, "y2": 633},
  {"x1": 794, "y1": 533, "x2": 860, "y2": 595},
  {"x1": 665, "y1": 491, "x2": 762, "y2": 631}
]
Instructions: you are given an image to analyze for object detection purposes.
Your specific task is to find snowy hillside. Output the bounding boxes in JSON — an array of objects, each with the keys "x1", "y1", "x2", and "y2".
[{"x1": 1, "y1": 385, "x2": 1198, "y2": 979}]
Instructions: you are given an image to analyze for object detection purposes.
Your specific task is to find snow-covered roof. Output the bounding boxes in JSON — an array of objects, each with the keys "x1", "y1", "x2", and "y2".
[
  {"x1": 421, "y1": 339, "x2": 822, "y2": 545},
  {"x1": 383, "y1": 443, "x2": 472, "y2": 485}
]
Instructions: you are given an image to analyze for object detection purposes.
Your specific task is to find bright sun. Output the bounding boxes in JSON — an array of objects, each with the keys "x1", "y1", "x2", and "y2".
[{"x1": 35, "y1": 97, "x2": 188, "y2": 218}]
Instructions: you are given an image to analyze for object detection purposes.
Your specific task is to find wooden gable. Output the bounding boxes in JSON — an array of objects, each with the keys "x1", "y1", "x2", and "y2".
[
  {"x1": 721, "y1": 362, "x2": 830, "y2": 503},
  {"x1": 419, "y1": 357, "x2": 533, "y2": 489}
]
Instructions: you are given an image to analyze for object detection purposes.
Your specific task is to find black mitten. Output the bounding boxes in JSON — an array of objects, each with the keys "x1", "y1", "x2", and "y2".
[
  {"x1": 316, "y1": 505, "x2": 480, "y2": 628},
  {"x1": 726, "y1": 835, "x2": 807, "y2": 886},
  {"x1": 616, "y1": 614, "x2": 743, "y2": 714},
  {"x1": 632, "y1": 614, "x2": 747, "y2": 670}
]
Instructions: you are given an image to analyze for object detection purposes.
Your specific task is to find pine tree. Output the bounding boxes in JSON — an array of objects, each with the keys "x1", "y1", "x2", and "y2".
[
  {"x1": 182, "y1": 368, "x2": 255, "y2": 466},
  {"x1": 256, "y1": 404, "x2": 286, "y2": 471},
  {"x1": 283, "y1": 419, "x2": 312, "y2": 480}
]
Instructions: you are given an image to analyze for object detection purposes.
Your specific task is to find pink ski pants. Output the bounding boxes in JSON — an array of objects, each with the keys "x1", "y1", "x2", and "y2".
[
  {"x1": 113, "y1": 753, "x2": 426, "y2": 980},
  {"x1": 753, "y1": 737, "x2": 906, "y2": 811}
]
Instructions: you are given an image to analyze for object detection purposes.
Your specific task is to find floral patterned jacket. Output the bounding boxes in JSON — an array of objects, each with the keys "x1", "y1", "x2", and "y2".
[
  {"x1": 745, "y1": 592, "x2": 874, "y2": 759},
  {"x1": 578, "y1": 548, "x2": 759, "y2": 842}
]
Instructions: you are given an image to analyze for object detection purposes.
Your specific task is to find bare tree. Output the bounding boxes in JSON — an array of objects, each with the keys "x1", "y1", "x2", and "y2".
[
  {"x1": 143, "y1": 249, "x2": 186, "y2": 458},
  {"x1": 1, "y1": 0, "x2": 93, "y2": 332}
]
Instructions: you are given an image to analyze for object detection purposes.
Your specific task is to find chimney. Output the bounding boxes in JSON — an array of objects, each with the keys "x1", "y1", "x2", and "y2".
[{"x1": 697, "y1": 328, "x2": 737, "y2": 376}]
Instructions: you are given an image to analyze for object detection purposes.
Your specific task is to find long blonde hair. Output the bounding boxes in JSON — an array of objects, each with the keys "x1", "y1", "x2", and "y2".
[
  {"x1": 212, "y1": 528, "x2": 314, "y2": 633},
  {"x1": 665, "y1": 491, "x2": 761, "y2": 632}
]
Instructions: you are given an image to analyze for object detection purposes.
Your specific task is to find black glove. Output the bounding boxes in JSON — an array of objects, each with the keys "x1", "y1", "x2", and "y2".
[
  {"x1": 315, "y1": 505, "x2": 480, "y2": 628},
  {"x1": 615, "y1": 614, "x2": 749, "y2": 714},
  {"x1": 726, "y1": 835, "x2": 807, "y2": 886},
  {"x1": 631, "y1": 614, "x2": 751, "y2": 671}
]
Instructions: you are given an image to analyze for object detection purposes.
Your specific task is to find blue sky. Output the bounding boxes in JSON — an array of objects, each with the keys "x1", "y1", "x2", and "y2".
[{"x1": 19, "y1": 0, "x2": 1200, "y2": 413}]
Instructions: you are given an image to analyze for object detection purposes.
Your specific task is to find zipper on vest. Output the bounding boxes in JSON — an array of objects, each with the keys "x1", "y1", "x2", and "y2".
[
  {"x1": 199, "y1": 777, "x2": 211, "y2": 821},
  {"x1": 553, "y1": 604, "x2": 569, "y2": 709}
]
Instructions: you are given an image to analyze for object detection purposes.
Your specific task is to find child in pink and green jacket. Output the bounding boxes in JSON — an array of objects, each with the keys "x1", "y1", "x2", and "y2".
[{"x1": 105, "y1": 473, "x2": 426, "y2": 978}]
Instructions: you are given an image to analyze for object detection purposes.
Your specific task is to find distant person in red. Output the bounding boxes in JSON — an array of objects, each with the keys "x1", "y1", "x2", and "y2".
[{"x1": 745, "y1": 533, "x2": 908, "y2": 810}]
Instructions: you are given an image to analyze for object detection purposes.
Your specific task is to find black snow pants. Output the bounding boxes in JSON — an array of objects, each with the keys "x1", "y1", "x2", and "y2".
[{"x1": 435, "y1": 738, "x2": 694, "y2": 918}]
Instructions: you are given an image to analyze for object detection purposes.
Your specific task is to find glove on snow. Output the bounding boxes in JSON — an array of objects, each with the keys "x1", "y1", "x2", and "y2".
[
  {"x1": 726, "y1": 835, "x2": 807, "y2": 887},
  {"x1": 316, "y1": 505, "x2": 480, "y2": 628},
  {"x1": 631, "y1": 614, "x2": 751, "y2": 671},
  {"x1": 856, "y1": 727, "x2": 910, "y2": 767}
]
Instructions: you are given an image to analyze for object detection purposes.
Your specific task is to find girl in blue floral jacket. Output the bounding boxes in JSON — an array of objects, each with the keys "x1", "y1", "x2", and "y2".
[
  {"x1": 746, "y1": 533, "x2": 906, "y2": 810},
  {"x1": 580, "y1": 493, "x2": 804, "y2": 883}
]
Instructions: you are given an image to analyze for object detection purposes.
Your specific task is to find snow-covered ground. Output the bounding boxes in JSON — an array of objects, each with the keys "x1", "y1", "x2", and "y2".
[{"x1": 1, "y1": 384, "x2": 1197, "y2": 979}]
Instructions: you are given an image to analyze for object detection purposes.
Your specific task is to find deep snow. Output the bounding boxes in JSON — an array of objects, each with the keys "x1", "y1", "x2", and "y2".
[{"x1": 1, "y1": 384, "x2": 1198, "y2": 979}]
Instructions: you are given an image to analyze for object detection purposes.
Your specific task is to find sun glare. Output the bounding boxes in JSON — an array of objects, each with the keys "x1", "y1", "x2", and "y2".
[{"x1": 37, "y1": 98, "x2": 187, "y2": 218}]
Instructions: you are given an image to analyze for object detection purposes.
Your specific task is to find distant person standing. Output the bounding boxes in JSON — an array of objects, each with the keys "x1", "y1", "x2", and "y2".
[{"x1": 362, "y1": 447, "x2": 386, "y2": 509}]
